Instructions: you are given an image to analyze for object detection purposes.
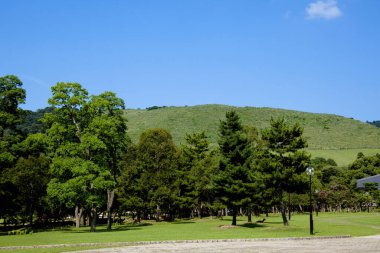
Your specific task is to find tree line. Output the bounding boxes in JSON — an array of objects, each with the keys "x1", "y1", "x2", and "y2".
[{"x1": 1, "y1": 75, "x2": 379, "y2": 232}]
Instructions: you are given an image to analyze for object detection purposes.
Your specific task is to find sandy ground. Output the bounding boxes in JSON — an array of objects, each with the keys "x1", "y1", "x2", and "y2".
[{"x1": 72, "y1": 235, "x2": 380, "y2": 253}]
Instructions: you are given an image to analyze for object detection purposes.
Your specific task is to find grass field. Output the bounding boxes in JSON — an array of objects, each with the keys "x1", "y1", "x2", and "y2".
[
  {"x1": 124, "y1": 105, "x2": 380, "y2": 166},
  {"x1": 1, "y1": 212, "x2": 379, "y2": 252},
  {"x1": 125, "y1": 105, "x2": 380, "y2": 150},
  {"x1": 308, "y1": 149, "x2": 380, "y2": 166}
]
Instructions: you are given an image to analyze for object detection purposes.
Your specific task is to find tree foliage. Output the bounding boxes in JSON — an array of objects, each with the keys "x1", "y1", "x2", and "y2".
[
  {"x1": 45, "y1": 82, "x2": 121, "y2": 231},
  {"x1": 0, "y1": 75, "x2": 26, "y2": 223},
  {"x1": 215, "y1": 111, "x2": 257, "y2": 225},
  {"x1": 179, "y1": 131, "x2": 218, "y2": 218},
  {"x1": 258, "y1": 118, "x2": 310, "y2": 226},
  {"x1": 3, "y1": 75, "x2": 379, "y2": 231},
  {"x1": 0, "y1": 75, "x2": 26, "y2": 169}
]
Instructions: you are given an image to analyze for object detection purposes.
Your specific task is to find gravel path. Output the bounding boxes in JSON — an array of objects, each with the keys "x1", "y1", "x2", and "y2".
[{"x1": 70, "y1": 235, "x2": 380, "y2": 253}]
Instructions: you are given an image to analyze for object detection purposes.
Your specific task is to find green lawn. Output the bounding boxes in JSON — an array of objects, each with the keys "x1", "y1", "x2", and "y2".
[
  {"x1": 0, "y1": 246, "x2": 119, "y2": 253},
  {"x1": 308, "y1": 149, "x2": 380, "y2": 166},
  {"x1": 1, "y1": 212, "x2": 379, "y2": 252}
]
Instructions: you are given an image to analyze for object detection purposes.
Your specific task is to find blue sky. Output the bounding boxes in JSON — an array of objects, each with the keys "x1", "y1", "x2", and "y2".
[{"x1": 1, "y1": 0, "x2": 379, "y2": 121}]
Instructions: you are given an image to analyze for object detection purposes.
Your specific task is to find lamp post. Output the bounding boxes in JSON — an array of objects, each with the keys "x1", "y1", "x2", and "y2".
[
  {"x1": 315, "y1": 189, "x2": 319, "y2": 217},
  {"x1": 306, "y1": 166, "x2": 314, "y2": 235}
]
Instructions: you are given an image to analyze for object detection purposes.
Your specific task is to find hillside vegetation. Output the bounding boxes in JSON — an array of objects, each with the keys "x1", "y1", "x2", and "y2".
[{"x1": 125, "y1": 104, "x2": 380, "y2": 151}]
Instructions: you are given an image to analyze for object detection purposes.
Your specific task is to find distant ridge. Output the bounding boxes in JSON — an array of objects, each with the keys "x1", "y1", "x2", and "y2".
[{"x1": 125, "y1": 104, "x2": 380, "y2": 150}]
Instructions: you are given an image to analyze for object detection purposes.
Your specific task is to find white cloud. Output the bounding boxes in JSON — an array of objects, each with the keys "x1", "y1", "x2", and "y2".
[{"x1": 306, "y1": 0, "x2": 342, "y2": 20}]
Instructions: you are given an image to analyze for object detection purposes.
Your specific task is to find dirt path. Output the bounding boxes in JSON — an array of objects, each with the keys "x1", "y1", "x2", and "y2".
[{"x1": 71, "y1": 235, "x2": 380, "y2": 253}]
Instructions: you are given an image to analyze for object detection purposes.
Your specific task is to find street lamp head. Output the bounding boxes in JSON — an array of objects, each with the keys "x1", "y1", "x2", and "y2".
[{"x1": 306, "y1": 166, "x2": 314, "y2": 176}]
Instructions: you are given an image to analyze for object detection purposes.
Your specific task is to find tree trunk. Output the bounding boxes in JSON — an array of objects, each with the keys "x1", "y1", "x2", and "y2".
[
  {"x1": 75, "y1": 206, "x2": 83, "y2": 228},
  {"x1": 136, "y1": 211, "x2": 141, "y2": 223},
  {"x1": 106, "y1": 189, "x2": 115, "y2": 230},
  {"x1": 156, "y1": 204, "x2": 160, "y2": 222},
  {"x1": 90, "y1": 206, "x2": 97, "y2": 232},
  {"x1": 232, "y1": 207, "x2": 237, "y2": 226},
  {"x1": 288, "y1": 192, "x2": 291, "y2": 221},
  {"x1": 29, "y1": 204, "x2": 34, "y2": 227},
  {"x1": 217, "y1": 209, "x2": 222, "y2": 219},
  {"x1": 197, "y1": 201, "x2": 202, "y2": 219},
  {"x1": 247, "y1": 209, "x2": 252, "y2": 223},
  {"x1": 82, "y1": 213, "x2": 87, "y2": 226},
  {"x1": 280, "y1": 201, "x2": 289, "y2": 226}
]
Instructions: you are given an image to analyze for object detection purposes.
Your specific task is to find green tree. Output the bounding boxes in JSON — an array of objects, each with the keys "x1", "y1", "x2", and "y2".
[
  {"x1": 215, "y1": 111, "x2": 256, "y2": 226},
  {"x1": 0, "y1": 75, "x2": 25, "y2": 170},
  {"x1": 363, "y1": 182, "x2": 380, "y2": 209},
  {"x1": 260, "y1": 118, "x2": 309, "y2": 226},
  {"x1": 367, "y1": 120, "x2": 380, "y2": 128},
  {"x1": 6, "y1": 133, "x2": 50, "y2": 226},
  {"x1": 45, "y1": 82, "x2": 114, "y2": 231},
  {"x1": 180, "y1": 131, "x2": 218, "y2": 218},
  {"x1": 118, "y1": 143, "x2": 146, "y2": 221},
  {"x1": 348, "y1": 154, "x2": 380, "y2": 183},
  {"x1": 87, "y1": 92, "x2": 129, "y2": 230},
  {"x1": 9, "y1": 156, "x2": 50, "y2": 225},
  {"x1": 17, "y1": 107, "x2": 54, "y2": 135},
  {"x1": 0, "y1": 75, "x2": 26, "y2": 223},
  {"x1": 45, "y1": 82, "x2": 89, "y2": 228},
  {"x1": 137, "y1": 128, "x2": 179, "y2": 221}
]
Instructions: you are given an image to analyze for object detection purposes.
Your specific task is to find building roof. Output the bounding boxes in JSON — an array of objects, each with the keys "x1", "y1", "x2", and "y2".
[{"x1": 357, "y1": 174, "x2": 380, "y2": 190}]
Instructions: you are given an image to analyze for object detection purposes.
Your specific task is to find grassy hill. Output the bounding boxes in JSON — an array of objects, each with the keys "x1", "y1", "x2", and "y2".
[{"x1": 124, "y1": 104, "x2": 380, "y2": 165}]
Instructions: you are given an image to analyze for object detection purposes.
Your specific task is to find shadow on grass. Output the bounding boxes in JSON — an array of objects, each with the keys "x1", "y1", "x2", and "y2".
[
  {"x1": 238, "y1": 223, "x2": 265, "y2": 228},
  {"x1": 60, "y1": 227, "x2": 143, "y2": 234},
  {"x1": 24, "y1": 223, "x2": 154, "y2": 234},
  {"x1": 264, "y1": 221, "x2": 283, "y2": 224},
  {"x1": 0, "y1": 227, "x2": 74, "y2": 236},
  {"x1": 124, "y1": 222, "x2": 153, "y2": 227},
  {"x1": 169, "y1": 220, "x2": 196, "y2": 225}
]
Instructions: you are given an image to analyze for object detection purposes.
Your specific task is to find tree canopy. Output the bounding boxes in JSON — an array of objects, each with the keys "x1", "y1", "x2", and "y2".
[
  {"x1": 2, "y1": 74, "x2": 379, "y2": 231},
  {"x1": 215, "y1": 111, "x2": 258, "y2": 225}
]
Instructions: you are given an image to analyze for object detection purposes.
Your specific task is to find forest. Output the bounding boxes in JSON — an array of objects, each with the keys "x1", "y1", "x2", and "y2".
[{"x1": 1, "y1": 75, "x2": 379, "y2": 232}]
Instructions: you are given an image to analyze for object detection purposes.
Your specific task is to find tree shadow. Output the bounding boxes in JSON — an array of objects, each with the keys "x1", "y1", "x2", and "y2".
[
  {"x1": 21, "y1": 223, "x2": 154, "y2": 234},
  {"x1": 238, "y1": 223, "x2": 265, "y2": 228},
  {"x1": 124, "y1": 222, "x2": 153, "y2": 228},
  {"x1": 60, "y1": 226, "x2": 144, "y2": 233},
  {"x1": 169, "y1": 220, "x2": 195, "y2": 225},
  {"x1": 264, "y1": 221, "x2": 283, "y2": 224}
]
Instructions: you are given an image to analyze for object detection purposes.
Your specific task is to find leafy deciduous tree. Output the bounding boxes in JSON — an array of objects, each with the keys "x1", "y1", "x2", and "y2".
[
  {"x1": 87, "y1": 91, "x2": 129, "y2": 230},
  {"x1": 0, "y1": 75, "x2": 26, "y2": 222},
  {"x1": 45, "y1": 83, "x2": 115, "y2": 232}
]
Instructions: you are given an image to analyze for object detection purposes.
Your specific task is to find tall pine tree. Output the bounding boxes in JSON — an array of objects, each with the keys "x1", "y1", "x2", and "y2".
[
  {"x1": 180, "y1": 131, "x2": 217, "y2": 218},
  {"x1": 216, "y1": 111, "x2": 256, "y2": 226},
  {"x1": 259, "y1": 118, "x2": 309, "y2": 226}
]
